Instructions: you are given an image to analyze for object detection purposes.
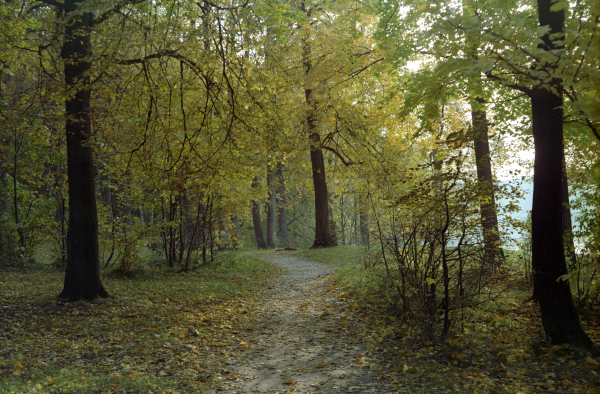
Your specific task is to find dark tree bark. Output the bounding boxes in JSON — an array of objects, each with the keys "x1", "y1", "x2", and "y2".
[
  {"x1": 59, "y1": 3, "x2": 108, "y2": 301},
  {"x1": 251, "y1": 176, "x2": 267, "y2": 249},
  {"x1": 530, "y1": 88, "x2": 594, "y2": 350},
  {"x1": 530, "y1": 0, "x2": 595, "y2": 351},
  {"x1": 301, "y1": 1, "x2": 336, "y2": 249},
  {"x1": 304, "y1": 77, "x2": 336, "y2": 248},
  {"x1": 308, "y1": 128, "x2": 336, "y2": 248},
  {"x1": 471, "y1": 99, "x2": 505, "y2": 267},
  {"x1": 276, "y1": 162, "x2": 289, "y2": 248},
  {"x1": 266, "y1": 165, "x2": 277, "y2": 248}
]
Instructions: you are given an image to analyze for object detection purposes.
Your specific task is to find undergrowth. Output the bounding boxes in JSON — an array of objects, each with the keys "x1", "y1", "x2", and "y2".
[{"x1": 302, "y1": 246, "x2": 600, "y2": 393}]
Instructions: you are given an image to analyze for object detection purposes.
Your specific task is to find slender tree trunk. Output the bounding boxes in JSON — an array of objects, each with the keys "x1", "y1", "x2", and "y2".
[
  {"x1": 266, "y1": 165, "x2": 277, "y2": 248},
  {"x1": 251, "y1": 176, "x2": 267, "y2": 249},
  {"x1": 340, "y1": 193, "x2": 346, "y2": 245},
  {"x1": 359, "y1": 193, "x2": 369, "y2": 246},
  {"x1": 276, "y1": 162, "x2": 289, "y2": 248},
  {"x1": 12, "y1": 134, "x2": 25, "y2": 250},
  {"x1": 0, "y1": 68, "x2": 12, "y2": 253},
  {"x1": 471, "y1": 98, "x2": 505, "y2": 267},
  {"x1": 59, "y1": 4, "x2": 108, "y2": 300},
  {"x1": 232, "y1": 215, "x2": 242, "y2": 249}
]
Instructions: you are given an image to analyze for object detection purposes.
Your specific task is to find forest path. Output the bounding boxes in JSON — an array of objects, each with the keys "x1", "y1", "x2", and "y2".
[{"x1": 222, "y1": 251, "x2": 396, "y2": 394}]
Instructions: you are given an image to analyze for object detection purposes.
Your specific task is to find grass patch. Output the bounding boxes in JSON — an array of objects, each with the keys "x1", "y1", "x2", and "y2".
[{"x1": 0, "y1": 252, "x2": 276, "y2": 393}]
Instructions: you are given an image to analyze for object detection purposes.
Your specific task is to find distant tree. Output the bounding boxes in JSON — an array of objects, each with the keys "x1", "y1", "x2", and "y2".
[{"x1": 251, "y1": 176, "x2": 267, "y2": 249}]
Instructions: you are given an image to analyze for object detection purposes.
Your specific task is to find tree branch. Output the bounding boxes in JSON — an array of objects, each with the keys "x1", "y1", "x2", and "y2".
[
  {"x1": 485, "y1": 72, "x2": 532, "y2": 96},
  {"x1": 93, "y1": 0, "x2": 146, "y2": 27},
  {"x1": 320, "y1": 145, "x2": 360, "y2": 166}
]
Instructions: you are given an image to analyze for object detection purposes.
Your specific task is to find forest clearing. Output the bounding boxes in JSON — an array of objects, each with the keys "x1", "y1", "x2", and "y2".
[{"x1": 1, "y1": 0, "x2": 600, "y2": 392}]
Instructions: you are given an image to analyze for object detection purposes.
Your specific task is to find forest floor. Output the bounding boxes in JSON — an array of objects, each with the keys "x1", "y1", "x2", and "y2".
[
  {"x1": 1, "y1": 248, "x2": 600, "y2": 393},
  {"x1": 222, "y1": 251, "x2": 397, "y2": 394},
  {"x1": 216, "y1": 250, "x2": 600, "y2": 394}
]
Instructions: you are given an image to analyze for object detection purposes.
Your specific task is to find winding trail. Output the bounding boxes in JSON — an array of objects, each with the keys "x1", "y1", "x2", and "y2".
[{"x1": 222, "y1": 251, "x2": 397, "y2": 394}]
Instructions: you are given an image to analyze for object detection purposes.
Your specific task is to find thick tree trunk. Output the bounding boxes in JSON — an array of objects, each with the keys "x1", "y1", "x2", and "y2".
[
  {"x1": 471, "y1": 99, "x2": 505, "y2": 267},
  {"x1": 531, "y1": 88, "x2": 594, "y2": 350},
  {"x1": 266, "y1": 165, "x2": 277, "y2": 248},
  {"x1": 59, "y1": 5, "x2": 108, "y2": 301},
  {"x1": 304, "y1": 88, "x2": 336, "y2": 248},
  {"x1": 529, "y1": 0, "x2": 596, "y2": 352},
  {"x1": 251, "y1": 176, "x2": 267, "y2": 249},
  {"x1": 302, "y1": 22, "x2": 336, "y2": 249},
  {"x1": 276, "y1": 162, "x2": 289, "y2": 248},
  {"x1": 309, "y1": 130, "x2": 337, "y2": 248}
]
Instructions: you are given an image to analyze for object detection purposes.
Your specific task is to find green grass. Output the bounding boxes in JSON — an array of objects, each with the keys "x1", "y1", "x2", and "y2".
[{"x1": 295, "y1": 245, "x2": 367, "y2": 265}]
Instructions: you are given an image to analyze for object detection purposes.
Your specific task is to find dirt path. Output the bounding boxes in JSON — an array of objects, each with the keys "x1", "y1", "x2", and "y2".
[{"x1": 221, "y1": 252, "x2": 397, "y2": 394}]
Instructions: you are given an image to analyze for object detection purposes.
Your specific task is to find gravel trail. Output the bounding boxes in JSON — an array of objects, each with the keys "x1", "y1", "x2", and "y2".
[{"x1": 221, "y1": 251, "x2": 397, "y2": 394}]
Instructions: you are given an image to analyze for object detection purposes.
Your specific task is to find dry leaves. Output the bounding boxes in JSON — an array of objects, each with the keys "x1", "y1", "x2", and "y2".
[{"x1": 0, "y1": 262, "x2": 275, "y2": 393}]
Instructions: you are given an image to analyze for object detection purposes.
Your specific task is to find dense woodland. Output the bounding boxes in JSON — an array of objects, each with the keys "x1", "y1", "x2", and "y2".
[{"x1": 1, "y1": 0, "x2": 600, "y2": 383}]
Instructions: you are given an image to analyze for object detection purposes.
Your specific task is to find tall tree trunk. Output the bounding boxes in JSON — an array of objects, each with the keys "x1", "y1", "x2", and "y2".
[
  {"x1": 59, "y1": 4, "x2": 108, "y2": 300},
  {"x1": 251, "y1": 176, "x2": 267, "y2": 249},
  {"x1": 304, "y1": 82, "x2": 336, "y2": 248},
  {"x1": 339, "y1": 193, "x2": 346, "y2": 245},
  {"x1": 471, "y1": 98, "x2": 505, "y2": 267},
  {"x1": 276, "y1": 162, "x2": 289, "y2": 248},
  {"x1": 530, "y1": 87, "x2": 594, "y2": 350},
  {"x1": 12, "y1": 132, "x2": 26, "y2": 250},
  {"x1": 309, "y1": 129, "x2": 336, "y2": 248},
  {"x1": 530, "y1": 0, "x2": 594, "y2": 351},
  {"x1": 0, "y1": 67, "x2": 12, "y2": 253},
  {"x1": 301, "y1": 3, "x2": 336, "y2": 249},
  {"x1": 359, "y1": 193, "x2": 369, "y2": 246},
  {"x1": 232, "y1": 214, "x2": 242, "y2": 249},
  {"x1": 266, "y1": 164, "x2": 277, "y2": 248}
]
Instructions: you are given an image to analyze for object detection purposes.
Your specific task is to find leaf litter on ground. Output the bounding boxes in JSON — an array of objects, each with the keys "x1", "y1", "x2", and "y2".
[
  {"x1": 3, "y1": 247, "x2": 600, "y2": 393},
  {"x1": 304, "y1": 247, "x2": 600, "y2": 393},
  {"x1": 0, "y1": 253, "x2": 276, "y2": 393}
]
